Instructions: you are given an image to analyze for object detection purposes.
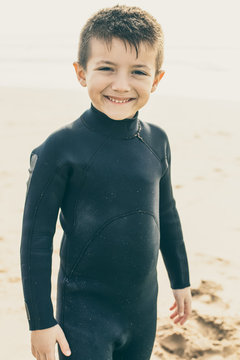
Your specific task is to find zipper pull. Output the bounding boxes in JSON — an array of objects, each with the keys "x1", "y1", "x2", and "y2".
[
  {"x1": 136, "y1": 131, "x2": 144, "y2": 142},
  {"x1": 136, "y1": 120, "x2": 144, "y2": 142}
]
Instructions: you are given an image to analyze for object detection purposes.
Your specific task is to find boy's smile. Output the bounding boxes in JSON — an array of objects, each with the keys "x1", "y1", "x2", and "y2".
[{"x1": 73, "y1": 37, "x2": 164, "y2": 120}]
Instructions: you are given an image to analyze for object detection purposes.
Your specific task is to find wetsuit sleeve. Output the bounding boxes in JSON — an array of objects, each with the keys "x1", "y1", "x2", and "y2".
[
  {"x1": 159, "y1": 138, "x2": 190, "y2": 289},
  {"x1": 20, "y1": 134, "x2": 69, "y2": 330}
]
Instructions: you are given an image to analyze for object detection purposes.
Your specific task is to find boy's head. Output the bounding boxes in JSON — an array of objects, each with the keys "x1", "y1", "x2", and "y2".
[
  {"x1": 77, "y1": 5, "x2": 164, "y2": 76},
  {"x1": 73, "y1": 5, "x2": 165, "y2": 120}
]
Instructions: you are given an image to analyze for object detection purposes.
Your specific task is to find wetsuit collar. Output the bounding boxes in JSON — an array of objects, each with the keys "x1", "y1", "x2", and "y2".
[{"x1": 82, "y1": 103, "x2": 141, "y2": 139}]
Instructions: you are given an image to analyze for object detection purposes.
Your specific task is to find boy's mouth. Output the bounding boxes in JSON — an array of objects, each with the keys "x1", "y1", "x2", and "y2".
[{"x1": 104, "y1": 95, "x2": 135, "y2": 104}]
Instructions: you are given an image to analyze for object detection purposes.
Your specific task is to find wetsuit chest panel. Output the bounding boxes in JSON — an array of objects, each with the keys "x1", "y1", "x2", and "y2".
[{"x1": 73, "y1": 137, "x2": 161, "y2": 233}]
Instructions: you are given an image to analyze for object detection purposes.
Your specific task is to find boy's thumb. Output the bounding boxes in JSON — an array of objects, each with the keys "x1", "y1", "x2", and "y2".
[{"x1": 57, "y1": 329, "x2": 71, "y2": 356}]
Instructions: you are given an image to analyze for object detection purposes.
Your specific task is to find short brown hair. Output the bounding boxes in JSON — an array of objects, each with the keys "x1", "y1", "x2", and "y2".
[{"x1": 77, "y1": 5, "x2": 164, "y2": 75}]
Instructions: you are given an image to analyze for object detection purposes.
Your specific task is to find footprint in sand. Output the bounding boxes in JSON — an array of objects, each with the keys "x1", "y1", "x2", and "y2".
[
  {"x1": 192, "y1": 310, "x2": 235, "y2": 341},
  {"x1": 191, "y1": 279, "x2": 223, "y2": 295},
  {"x1": 154, "y1": 309, "x2": 240, "y2": 359},
  {"x1": 191, "y1": 279, "x2": 228, "y2": 310},
  {"x1": 158, "y1": 332, "x2": 187, "y2": 357},
  {"x1": 153, "y1": 274, "x2": 240, "y2": 359},
  {"x1": 187, "y1": 310, "x2": 239, "y2": 358}
]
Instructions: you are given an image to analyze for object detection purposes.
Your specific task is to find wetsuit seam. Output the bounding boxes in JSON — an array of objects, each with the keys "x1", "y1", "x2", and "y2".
[
  {"x1": 27, "y1": 163, "x2": 67, "y2": 328},
  {"x1": 161, "y1": 162, "x2": 169, "y2": 178},
  {"x1": 68, "y1": 209, "x2": 159, "y2": 280},
  {"x1": 137, "y1": 121, "x2": 167, "y2": 171}
]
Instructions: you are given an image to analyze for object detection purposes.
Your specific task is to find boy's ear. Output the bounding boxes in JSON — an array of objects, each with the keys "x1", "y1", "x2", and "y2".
[
  {"x1": 73, "y1": 62, "x2": 87, "y2": 87},
  {"x1": 151, "y1": 70, "x2": 165, "y2": 93}
]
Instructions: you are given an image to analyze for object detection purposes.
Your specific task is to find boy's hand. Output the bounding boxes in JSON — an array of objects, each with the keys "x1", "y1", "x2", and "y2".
[
  {"x1": 31, "y1": 323, "x2": 71, "y2": 360},
  {"x1": 169, "y1": 286, "x2": 192, "y2": 326}
]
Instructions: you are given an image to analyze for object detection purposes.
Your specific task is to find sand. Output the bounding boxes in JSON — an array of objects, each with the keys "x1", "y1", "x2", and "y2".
[{"x1": 0, "y1": 87, "x2": 240, "y2": 359}]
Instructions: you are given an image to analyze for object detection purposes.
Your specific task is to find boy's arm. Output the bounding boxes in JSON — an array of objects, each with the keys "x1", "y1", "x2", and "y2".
[
  {"x1": 20, "y1": 134, "x2": 69, "y2": 331},
  {"x1": 159, "y1": 137, "x2": 190, "y2": 290}
]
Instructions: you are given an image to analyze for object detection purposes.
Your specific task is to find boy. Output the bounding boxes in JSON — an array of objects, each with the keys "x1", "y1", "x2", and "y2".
[{"x1": 20, "y1": 5, "x2": 192, "y2": 360}]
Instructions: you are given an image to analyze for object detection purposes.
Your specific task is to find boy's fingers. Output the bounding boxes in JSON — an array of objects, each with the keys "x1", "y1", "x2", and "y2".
[
  {"x1": 169, "y1": 301, "x2": 177, "y2": 310},
  {"x1": 180, "y1": 315, "x2": 188, "y2": 325},
  {"x1": 174, "y1": 313, "x2": 187, "y2": 324},
  {"x1": 170, "y1": 309, "x2": 178, "y2": 319},
  {"x1": 180, "y1": 313, "x2": 190, "y2": 325},
  {"x1": 57, "y1": 330, "x2": 71, "y2": 357},
  {"x1": 177, "y1": 302, "x2": 184, "y2": 317}
]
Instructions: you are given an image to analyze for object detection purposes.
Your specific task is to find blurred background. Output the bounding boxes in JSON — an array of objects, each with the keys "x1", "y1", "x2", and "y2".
[
  {"x1": 0, "y1": 0, "x2": 240, "y2": 359},
  {"x1": 0, "y1": 0, "x2": 239, "y2": 99}
]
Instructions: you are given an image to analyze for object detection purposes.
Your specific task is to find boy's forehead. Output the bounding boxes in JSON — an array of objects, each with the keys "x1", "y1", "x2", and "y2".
[{"x1": 88, "y1": 37, "x2": 157, "y2": 66}]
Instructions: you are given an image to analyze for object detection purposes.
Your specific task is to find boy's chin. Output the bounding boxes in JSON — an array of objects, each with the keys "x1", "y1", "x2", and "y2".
[
  {"x1": 91, "y1": 99, "x2": 138, "y2": 120},
  {"x1": 105, "y1": 110, "x2": 136, "y2": 120},
  {"x1": 102, "y1": 104, "x2": 137, "y2": 120}
]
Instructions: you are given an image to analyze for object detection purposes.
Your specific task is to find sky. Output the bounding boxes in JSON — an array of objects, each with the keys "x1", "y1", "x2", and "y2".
[{"x1": 1, "y1": 0, "x2": 239, "y2": 100}]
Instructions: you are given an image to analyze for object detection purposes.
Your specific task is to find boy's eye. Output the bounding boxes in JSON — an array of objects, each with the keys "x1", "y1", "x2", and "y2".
[
  {"x1": 98, "y1": 67, "x2": 113, "y2": 71},
  {"x1": 132, "y1": 70, "x2": 147, "y2": 76}
]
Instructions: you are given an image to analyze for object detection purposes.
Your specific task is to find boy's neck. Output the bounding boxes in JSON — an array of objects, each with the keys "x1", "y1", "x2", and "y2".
[{"x1": 81, "y1": 103, "x2": 141, "y2": 140}]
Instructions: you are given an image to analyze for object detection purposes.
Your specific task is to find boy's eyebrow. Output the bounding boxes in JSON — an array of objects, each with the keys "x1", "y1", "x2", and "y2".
[
  {"x1": 133, "y1": 64, "x2": 151, "y2": 71},
  {"x1": 95, "y1": 61, "x2": 116, "y2": 66},
  {"x1": 95, "y1": 60, "x2": 151, "y2": 71}
]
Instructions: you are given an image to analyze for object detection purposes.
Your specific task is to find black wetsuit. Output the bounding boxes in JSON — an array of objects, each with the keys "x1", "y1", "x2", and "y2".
[{"x1": 20, "y1": 103, "x2": 190, "y2": 360}]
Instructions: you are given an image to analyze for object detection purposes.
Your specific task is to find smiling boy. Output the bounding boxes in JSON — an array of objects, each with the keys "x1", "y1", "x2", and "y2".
[
  {"x1": 73, "y1": 37, "x2": 163, "y2": 120},
  {"x1": 20, "y1": 5, "x2": 192, "y2": 360}
]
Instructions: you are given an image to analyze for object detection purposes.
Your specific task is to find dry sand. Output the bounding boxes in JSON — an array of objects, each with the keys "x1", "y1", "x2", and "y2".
[{"x1": 0, "y1": 87, "x2": 240, "y2": 359}]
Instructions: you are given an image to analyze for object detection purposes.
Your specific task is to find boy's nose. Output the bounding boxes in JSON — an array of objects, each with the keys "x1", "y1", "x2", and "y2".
[{"x1": 111, "y1": 73, "x2": 131, "y2": 92}]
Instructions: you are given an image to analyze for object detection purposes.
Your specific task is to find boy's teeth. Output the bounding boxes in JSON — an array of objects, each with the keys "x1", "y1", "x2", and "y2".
[{"x1": 108, "y1": 97, "x2": 131, "y2": 103}]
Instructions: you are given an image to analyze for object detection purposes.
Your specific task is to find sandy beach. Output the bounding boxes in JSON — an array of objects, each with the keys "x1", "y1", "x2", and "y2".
[{"x1": 0, "y1": 87, "x2": 240, "y2": 359}]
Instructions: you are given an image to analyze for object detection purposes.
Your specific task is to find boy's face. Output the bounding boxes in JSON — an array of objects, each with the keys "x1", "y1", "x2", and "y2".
[{"x1": 73, "y1": 37, "x2": 164, "y2": 120}]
